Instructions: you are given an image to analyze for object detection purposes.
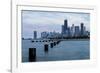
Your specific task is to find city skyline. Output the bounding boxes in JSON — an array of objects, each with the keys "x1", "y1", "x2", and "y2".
[
  {"x1": 40, "y1": 20, "x2": 89, "y2": 39},
  {"x1": 22, "y1": 10, "x2": 90, "y2": 38}
]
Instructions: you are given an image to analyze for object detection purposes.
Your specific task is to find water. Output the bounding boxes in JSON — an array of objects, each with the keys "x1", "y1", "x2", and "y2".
[{"x1": 22, "y1": 39, "x2": 90, "y2": 62}]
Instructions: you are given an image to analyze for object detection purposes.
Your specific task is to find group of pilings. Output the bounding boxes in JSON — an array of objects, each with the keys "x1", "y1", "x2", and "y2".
[
  {"x1": 44, "y1": 40, "x2": 61, "y2": 52},
  {"x1": 32, "y1": 39, "x2": 54, "y2": 42},
  {"x1": 29, "y1": 40, "x2": 61, "y2": 62}
]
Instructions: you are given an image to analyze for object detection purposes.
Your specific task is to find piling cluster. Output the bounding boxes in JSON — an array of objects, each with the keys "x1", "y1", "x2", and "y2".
[{"x1": 29, "y1": 39, "x2": 61, "y2": 62}]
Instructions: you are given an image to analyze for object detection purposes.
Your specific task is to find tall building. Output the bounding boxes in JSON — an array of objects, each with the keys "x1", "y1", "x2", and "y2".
[
  {"x1": 41, "y1": 32, "x2": 48, "y2": 38},
  {"x1": 75, "y1": 26, "x2": 80, "y2": 37},
  {"x1": 67, "y1": 27, "x2": 71, "y2": 37},
  {"x1": 33, "y1": 31, "x2": 37, "y2": 39},
  {"x1": 64, "y1": 19, "x2": 68, "y2": 33},
  {"x1": 80, "y1": 23, "x2": 84, "y2": 36},
  {"x1": 61, "y1": 25, "x2": 65, "y2": 34},
  {"x1": 85, "y1": 31, "x2": 90, "y2": 37},
  {"x1": 70, "y1": 24, "x2": 75, "y2": 37},
  {"x1": 83, "y1": 26, "x2": 86, "y2": 35},
  {"x1": 47, "y1": 32, "x2": 53, "y2": 38}
]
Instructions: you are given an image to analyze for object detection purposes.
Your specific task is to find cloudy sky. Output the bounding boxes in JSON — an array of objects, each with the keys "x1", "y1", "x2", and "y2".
[{"x1": 22, "y1": 10, "x2": 90, "y2": 38}]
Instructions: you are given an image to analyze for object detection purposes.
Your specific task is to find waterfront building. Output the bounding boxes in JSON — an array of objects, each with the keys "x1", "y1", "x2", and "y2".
[
  {"x1": 41, "y1": 32, "x2": 48, "y2": 38},
  {"x1": 70, "y1": 24, "x2": 75, "y2": 37},
  {"x1": 80, "y1": 23, "x2": 84, "y2": 36},
  {"x1": 86, "y1": 31, "x2": 90, "y2": 37},
  {"x1": 61, "y1": 25, "x2": 65, "y2": 34},
  {"x1": 64, "y1": 19, "x2": 68, "y2": 31},
  {"x1": 33, "y1": 31, "x2": 37, "y2": 39},
  {"x1": 67, "y1": 27, "x2": 71, "y2": 37},
  {"x1": 74, "y1": 26, "x2": 80, "y2": 37},
  {"x1": 83, "y1": 26, "x2": 86, "y2": 36}
]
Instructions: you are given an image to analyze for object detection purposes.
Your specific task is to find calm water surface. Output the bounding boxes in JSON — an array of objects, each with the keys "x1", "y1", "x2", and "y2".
[{"x1": 22, "y1": 40, "x2": 90, "y2": 62}]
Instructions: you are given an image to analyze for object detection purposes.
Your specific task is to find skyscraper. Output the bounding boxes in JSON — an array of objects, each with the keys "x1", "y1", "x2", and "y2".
[
  {"x1": 71, "y1": 24, "x2": 75, "y2": 37},
  {"x1": 61, "y1": 19, "x2": 68, "y2": 35},
  {"x1": 80, "y1": 23, "x2": 84, "y2": 36},
  {"x1": 83, "y1": 26, "x2": 86, "y2": 35},
  {"x1": 75, "y1": 26, "x2": 80, "y2": 37},
  {"x1": 64, "y1": 19, "x2": 68, "y2": 33},
  {"x1": 41, "y1": 32, "x2": 48, "y2": 38},
  {"x1": 61, "y1": 25, "x2": 65, "y2": 34},
  {"x1": 67, "y1": 27, "x2": 71, "y2": 37},
  {"x1": 33, "y1": 31, "x2": 37, "y2": 39}
]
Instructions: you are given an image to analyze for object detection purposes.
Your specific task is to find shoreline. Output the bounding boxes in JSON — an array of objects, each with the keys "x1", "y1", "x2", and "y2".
[
  {"x1": 23, "y1": 38, "x2": 90, "y2": 42},
  {"x1": 61, "y1": 39, "x2": 90, "y2": 41}
]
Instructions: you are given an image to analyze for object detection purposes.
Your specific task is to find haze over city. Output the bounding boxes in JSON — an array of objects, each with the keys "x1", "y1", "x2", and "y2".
[{"x1": 22, "y1": 10, "x2": 90, "y2": 38}]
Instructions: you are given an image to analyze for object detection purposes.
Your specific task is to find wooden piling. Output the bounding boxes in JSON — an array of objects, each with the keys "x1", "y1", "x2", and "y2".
[
  {"x1": 31, "y1": 40, "x2": 34, "y2": 42},
  {"x1": 54, "y1": 42, "x2": 56, "y2": 46},
  {"x1": 44, "y1": 44, "x2": 49, "y2": 52},
  {"x1": 50, "y1": 43, "x2": 53, "y2": 48},
  {"x1": 29, "y1": 48, "x2": 36, "y2": 62}
]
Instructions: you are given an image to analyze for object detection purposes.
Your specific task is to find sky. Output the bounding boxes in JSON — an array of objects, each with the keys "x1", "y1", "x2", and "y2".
[{"x1": 22, "y1": 10, "x2": 90, "y2": 38}]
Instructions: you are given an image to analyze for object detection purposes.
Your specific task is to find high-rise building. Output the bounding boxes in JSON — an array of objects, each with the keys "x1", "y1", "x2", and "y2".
[
  {"x1": 80, "y1": 23, "x2": 84, "y2": 36},
  {"x1": 33, "y1": 31, "x2": 37, "y2": 39},
  {"x1": 85, "y1": 31, "x2": 90, "y2": 37},
  {"x1": 61, "y1": 25, "x2": 65, "y2": 34},
  {"x1": 64, "y1": 19, "x2": 68, "y2": 33},
  {"x1": 70, "y1": 24, "x2": 75, "y2": 37},
  {"x1": 83, "y1": 26, "x2": 86, "y2": 35},
  {"x1": 75, "y1": 26, "x2": 80, "y2": 37},
  {"x1": 67, "y1": 27, "x2": 71, "y2": 37},
  {"x1": 41, "y1": 32, "x2": 48, "y2": 38}
]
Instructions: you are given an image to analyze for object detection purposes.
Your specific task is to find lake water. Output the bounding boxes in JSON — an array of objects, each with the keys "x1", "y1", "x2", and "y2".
[{"x1": 22, "y1": 39, "x2": 90, "y2": 62}]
